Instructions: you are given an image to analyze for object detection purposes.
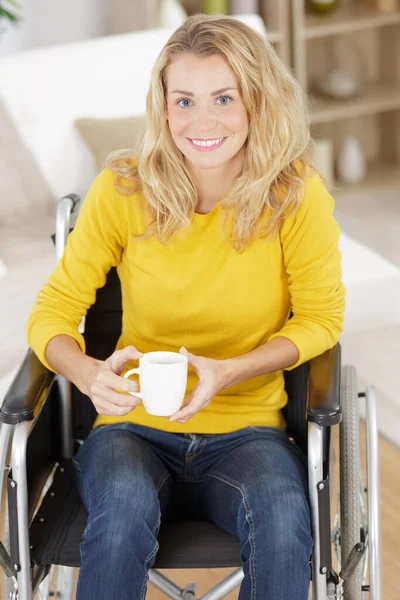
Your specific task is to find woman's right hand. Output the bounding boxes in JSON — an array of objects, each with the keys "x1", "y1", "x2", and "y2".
[{"x1": 81, "y1": 345, "x2": 143, "y2": 416}]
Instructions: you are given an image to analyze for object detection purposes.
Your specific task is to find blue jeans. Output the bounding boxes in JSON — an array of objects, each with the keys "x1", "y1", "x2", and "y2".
[{"x1": 73, "y1": 423, "x2": 313, "y2": 600}]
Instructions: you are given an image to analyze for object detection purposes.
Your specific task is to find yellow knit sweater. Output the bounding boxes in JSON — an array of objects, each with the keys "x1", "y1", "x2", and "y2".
[{"x1": 27, "y1": 167, "x2": 345, "y2": 434}]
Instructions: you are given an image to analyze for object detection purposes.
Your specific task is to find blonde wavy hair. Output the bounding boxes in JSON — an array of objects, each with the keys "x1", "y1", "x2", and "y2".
[{"x1": 106, "y1": 13, "x2": 318, "y2": 253}]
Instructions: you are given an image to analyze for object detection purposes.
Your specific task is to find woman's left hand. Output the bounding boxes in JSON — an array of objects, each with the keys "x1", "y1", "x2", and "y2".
[{"x1": 168, "y1": 347, "x2": 231, "y2": 423}]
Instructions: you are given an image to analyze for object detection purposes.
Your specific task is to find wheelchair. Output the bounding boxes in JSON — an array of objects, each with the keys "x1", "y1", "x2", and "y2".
[{"x1": 0, "y1": 193, "x2": 382, "y2": 600}]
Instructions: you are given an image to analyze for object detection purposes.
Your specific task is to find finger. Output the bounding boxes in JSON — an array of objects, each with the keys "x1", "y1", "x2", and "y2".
[
  {"x1": 169, "y1": 384, "x2": 201, "y2": 421},
  {"x1": 169, "y1": 396, "x2": 193, "y2": 421},
  {"x1": 96, "y1": 388, "x2": 142, "y2": 408},
  {"x1": 169, "y1": 402, "x2": 201, "y2": 422},
  {"x1": 180, "y1": 347, "x2": 201, "y2": 374},
  {"x1": 112, "y1": 374, "x2": 139, "y2": 395},
  {"x1": 97, "y1": 370, "x2": 139, "y2": 395},
  {"x1": 94, "y1": 406, "x2": 114, "y2": 416},
  {"x1": 107, "y1": 346, "x2": 143, "y2": 375},
  {"x1": 93, "y1": 401, "x2": 136, "y2": 417},
  {"x1": 96, "y1": 405, "x2": 135, "y2": 417}
]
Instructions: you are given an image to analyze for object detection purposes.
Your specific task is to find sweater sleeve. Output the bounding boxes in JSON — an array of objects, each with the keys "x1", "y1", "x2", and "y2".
[
  {"x1": 268, "y1": 172, "x2": 346, "y2": 370},
  {"x1": 26, "y1": 168, "x2": 128, "y2": 372}
]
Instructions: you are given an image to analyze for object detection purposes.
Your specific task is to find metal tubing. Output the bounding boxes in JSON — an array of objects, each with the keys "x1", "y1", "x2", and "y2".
[
  {"x1": 55, "y1": 565, "x2": 76, "y2": 599},
  {"x1": 308, "y1": 422, "x2": 328, "y2": 600},
  {"x1": 57, "y1": 377, "x2": 74, "y2": 459},
  {"x1": 55, "y1": 196, "x2": 80, "y2": 459},
  {"x1": 365, "y1": 385, "x2": 382, "y2": 600},
  {"x1": 0, "y1": 423, "x2": 14, "y2": 534},
  {"x1": 56, "y1": 196, "x2": 76, "y2": 263},
  {"x1": 10, "y1": 421, "x2": 32, "y2": 600},
  {"x1": 148, "y1": 569, "x2": 186, "y2": 599}
]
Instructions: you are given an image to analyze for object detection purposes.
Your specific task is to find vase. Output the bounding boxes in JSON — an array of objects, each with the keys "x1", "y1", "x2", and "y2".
[
  {"x1": 314, "y1": 138, "x2": 334, "y2": 188},
  {"x1": 201, "y1": 0, "x2": 229, "y2": 14},
  {"x1": 337, "y1": 135, "x2": 366, "y2": 184},
  {"x1": 309, "y1": 0, "x2": 339, "y2": 14},
  {"x1": 230, "y1": 0, "x2": 258, "y2": 14}
]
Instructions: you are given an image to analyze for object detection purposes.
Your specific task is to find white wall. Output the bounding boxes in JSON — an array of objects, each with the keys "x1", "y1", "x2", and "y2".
[{"x1": 0, "y1": 0, "x2": 110, "y2": 56}]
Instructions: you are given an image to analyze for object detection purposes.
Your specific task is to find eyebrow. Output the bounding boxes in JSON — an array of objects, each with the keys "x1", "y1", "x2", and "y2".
[{"x1": 170, "y1": 87, "x2": 237, "y2": 97}]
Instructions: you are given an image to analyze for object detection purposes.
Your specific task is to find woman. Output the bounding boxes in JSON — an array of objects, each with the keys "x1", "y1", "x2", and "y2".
[{"x1": 27, "y1": 13, "x2": 345, "y2": 600}]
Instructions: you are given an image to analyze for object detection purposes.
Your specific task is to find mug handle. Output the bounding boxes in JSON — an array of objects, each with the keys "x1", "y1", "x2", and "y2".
[{"x1": 124, "y1": 368, "x2": 143, "y2": 398}]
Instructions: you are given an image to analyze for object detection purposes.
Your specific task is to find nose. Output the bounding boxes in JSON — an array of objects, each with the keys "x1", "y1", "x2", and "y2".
[{"x1": 196, "y1": 106, "x2": 218, "y2": 133}]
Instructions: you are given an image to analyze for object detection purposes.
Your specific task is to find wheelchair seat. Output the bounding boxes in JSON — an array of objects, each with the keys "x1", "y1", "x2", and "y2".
[{"x1": 29, "y1": 456, "x2": 241, "y2": 570}]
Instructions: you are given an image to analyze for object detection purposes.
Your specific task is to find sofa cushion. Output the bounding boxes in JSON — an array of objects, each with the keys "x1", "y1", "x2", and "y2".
[
  {"x1": 0, "y1": 28, "x2": 177, "y2": 200},
  {"x1": 74, "y1": 115, "x2": 146, "y2": 172},
  {"x1": 339, "y1": 231, "x2": 400, "y2": 334},
  {"x1": 0, "y1": 216, "x2": 57, "y2": 380},
  {"x1": 0, "y1": 98, "x2": 55, "y2": 226}
]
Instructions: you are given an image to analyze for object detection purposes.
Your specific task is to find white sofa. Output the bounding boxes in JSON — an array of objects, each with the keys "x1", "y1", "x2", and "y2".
[{"x1": 1, "y1": 26, "x2": 399, "y2": 445}]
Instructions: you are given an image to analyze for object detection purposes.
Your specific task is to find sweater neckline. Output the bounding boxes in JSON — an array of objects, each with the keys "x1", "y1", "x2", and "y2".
[{"x1": 193, "y1": 195, "x2": 226, "y2": 219}]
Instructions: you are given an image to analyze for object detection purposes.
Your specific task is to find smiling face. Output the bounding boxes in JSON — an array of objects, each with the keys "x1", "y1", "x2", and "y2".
[{"x1": 165, "y1": 53, "x2": 249, "y2": 171}]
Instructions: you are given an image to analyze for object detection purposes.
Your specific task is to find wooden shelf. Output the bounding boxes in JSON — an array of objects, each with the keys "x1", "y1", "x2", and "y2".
[
  {"x1": 179, "y1": 0, "x2": 290, "y2": 62},
  {"x1": 305, "y1": 4, "x2": 400, "y2": 39},
  {"x1": 332, "y1": 161, "x2": 400, "y2": 199},
  {"x1": 310, "y1": 80, "x2": 400, "y2": 124}
]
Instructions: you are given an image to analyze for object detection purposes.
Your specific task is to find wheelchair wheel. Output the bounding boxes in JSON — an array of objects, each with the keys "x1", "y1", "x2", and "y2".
[{"x1": 340, "y1": 365, "x2": 362, "y2": 600}]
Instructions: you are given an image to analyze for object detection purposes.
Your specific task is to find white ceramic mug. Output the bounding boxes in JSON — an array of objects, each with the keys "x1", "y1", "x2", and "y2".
[{"x1": 124, "y1": 351, "x2": 188, "y2": 416}]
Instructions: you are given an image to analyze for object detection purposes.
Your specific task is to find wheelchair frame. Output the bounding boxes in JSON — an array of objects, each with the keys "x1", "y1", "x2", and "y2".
[{"x1": 0, "y1": 194, "x2": 382, "y2": 600}]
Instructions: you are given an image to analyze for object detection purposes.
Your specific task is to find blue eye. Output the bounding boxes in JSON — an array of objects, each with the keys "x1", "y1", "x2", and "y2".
[
  {"x1": 175, "y1": 94, "x2": 234, "y2": 108},
  {"x1": 217, "y1": 95, "x2": 233, "y2": 104},
  {"x1": 177, "y1": 98, "x2": 192, "y2": 108}
]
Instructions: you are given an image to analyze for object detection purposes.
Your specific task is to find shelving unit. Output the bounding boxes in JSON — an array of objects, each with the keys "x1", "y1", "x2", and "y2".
[
  {"x1": 291, "y1": 0, "x2": 400, "y2": 197},
  {"x1": 180, "y1": 0, "x2": 291, "y2": 65},
  {"x1": 311, "y1": 80, "x2": 400, "y2": 124},
  {"x1": 304, "y1": 3, "x2": 400, "y2": 39},
  {"x1": 175, "y1": 1, "x2": 400, "y2": 196},
  {"x1": 331, "y1": 159, "x2": 400, "y2": 195}
]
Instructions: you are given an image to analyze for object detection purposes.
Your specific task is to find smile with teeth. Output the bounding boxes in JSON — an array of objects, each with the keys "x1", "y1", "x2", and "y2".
[{"x1": 188, "y1": 136, "x2": 227, "y2": 149}]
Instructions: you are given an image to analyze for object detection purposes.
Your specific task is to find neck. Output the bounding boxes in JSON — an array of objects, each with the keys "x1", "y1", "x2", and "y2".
[{"x1": 186, "y1": 148, "x2": 245, "y2": 212}]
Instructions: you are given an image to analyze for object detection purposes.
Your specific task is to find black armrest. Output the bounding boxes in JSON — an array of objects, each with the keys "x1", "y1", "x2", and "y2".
[
  {"x1": 0, "y1": 350, "x2": 56, "y2": 425},
  {"x1": 307, "y1": 343, "x2": 341, "y2": 427}
]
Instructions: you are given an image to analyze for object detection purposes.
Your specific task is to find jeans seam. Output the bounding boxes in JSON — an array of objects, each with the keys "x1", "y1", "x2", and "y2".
[
  {"x1": 73, "y1": 459, "x2": 92, "y2": 515},
  {"x1": 140, "y1": 510, "x2": 162, "y2": 600},
  {"x1": 206, "y1": 472, "x2": 257, "y2": 600},
  {"x1": 155, "y1": 471, "x2": 171, "y2": 494},
  {"x1": 138, "y1": 472, "x2": 170, "y2": 599}
]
